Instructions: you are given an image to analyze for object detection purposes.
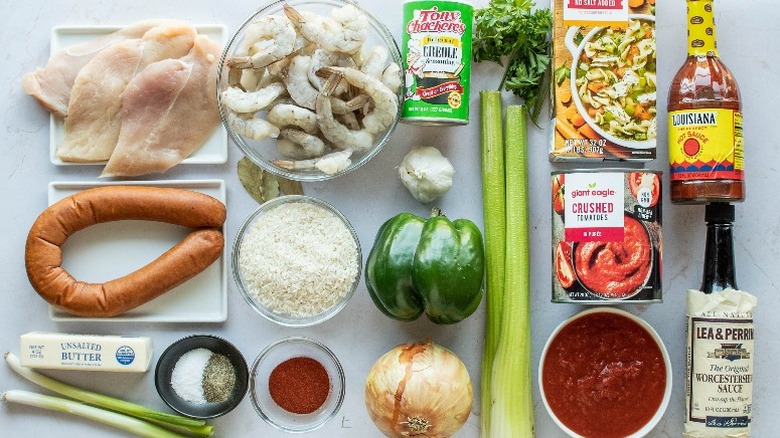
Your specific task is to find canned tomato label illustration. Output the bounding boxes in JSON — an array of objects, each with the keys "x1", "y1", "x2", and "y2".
[
  {"x1": 401, "y1": 0, "x2": 472, "y2": 125},
  {"x1": 551, "y1": 170, "x2": 662, "y2": 303}
]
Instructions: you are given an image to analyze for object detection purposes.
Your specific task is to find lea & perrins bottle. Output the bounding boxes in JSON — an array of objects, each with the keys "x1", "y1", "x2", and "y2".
[
  {"x1": 684, "y1": 203, "x2": 756, "y2": 437},
  {"x1": 668, "y1": 0, "x2": 744, "y2": 204}
]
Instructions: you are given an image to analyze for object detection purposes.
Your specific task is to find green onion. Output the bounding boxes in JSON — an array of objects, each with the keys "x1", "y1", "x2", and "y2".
[
  {"x1": 4, "y1": 352, "x2": 213, "y2": 437},
  {"x1": 2, "y1": 390, "x2": 185, "y2": 438},
  {"x1": 479, "y1": 90, "x2": 506, "y2": 435}
]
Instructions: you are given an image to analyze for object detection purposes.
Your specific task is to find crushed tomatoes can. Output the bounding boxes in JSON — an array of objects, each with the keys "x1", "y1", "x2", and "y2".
[
  {"x1": 551, "y1": 170, "x2": 662, "y2": 303},
  {"x1": 401, "y1": 0, "x2": 472, "y2": 125}
]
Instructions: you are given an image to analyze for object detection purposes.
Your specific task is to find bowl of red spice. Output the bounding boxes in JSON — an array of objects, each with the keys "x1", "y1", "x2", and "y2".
[{"x1": 249, "y1": 336, "x2": 345, "y2": 432}]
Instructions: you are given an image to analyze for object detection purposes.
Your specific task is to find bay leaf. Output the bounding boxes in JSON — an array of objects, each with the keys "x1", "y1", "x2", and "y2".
[
  {"x1": 238, "y1": 156, "x2": 303, "y2": 203},
  {"x1": 278, "y1": 177, "x2": 304, "y2": 196},
  {"x1": 238, "y1": 157, "x2": 276, "y2": 204}
]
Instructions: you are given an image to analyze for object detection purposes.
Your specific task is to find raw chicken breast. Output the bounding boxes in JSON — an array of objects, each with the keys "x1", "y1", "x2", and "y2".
[
  {"x1": 57, "y1": 38, "x2": 144, "y2": 162},
  {"x1": 22, "y1": 19, "x2": 168, "y2": 118},
  {"x1": 101, "y1": 35, "x2": 221, "y2": 177},
  {"x1": 57, "y1": 23, "x2": 197, "y2": 162}
]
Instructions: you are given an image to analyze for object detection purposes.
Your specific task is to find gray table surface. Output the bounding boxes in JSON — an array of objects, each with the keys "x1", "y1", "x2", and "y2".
[{"x1": 1, "y1": 0, "x2": 778, "y2": 436}]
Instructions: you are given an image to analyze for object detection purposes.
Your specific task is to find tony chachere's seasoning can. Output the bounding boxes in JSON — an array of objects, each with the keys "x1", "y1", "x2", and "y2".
[
  {"x1": 551, "y1": 170, "x2": 662, "y2": 303},
  {"x1": 401, "y1": 0, "x2": 473, "y2": 125}
]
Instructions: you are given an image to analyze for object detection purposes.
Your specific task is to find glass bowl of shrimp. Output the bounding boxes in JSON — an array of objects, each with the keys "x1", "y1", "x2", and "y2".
[{"x1": 218, "y1": 0, "x2": 403, "y2": 182}]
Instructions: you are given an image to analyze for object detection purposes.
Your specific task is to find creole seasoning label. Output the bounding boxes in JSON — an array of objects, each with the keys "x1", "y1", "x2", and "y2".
[
  {"x1": 686, "y1": 289, "x2": 756, "y2": 436},
  {"x1": 563, "y1": 0, "x2": 628, "y2": 26},
  {"x1": 401, "y1": 0, "x2": 472, "y2": 125},
  {"x1": 669, "y1": 109, "x2": 744, "y2": 182}
]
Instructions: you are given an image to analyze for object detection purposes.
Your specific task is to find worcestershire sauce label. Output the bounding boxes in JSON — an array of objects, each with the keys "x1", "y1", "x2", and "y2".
[
  {"x1": 401, "y1": 0, "x2": 472, "y2": 125},
  {"x1": 685, "y1": 289, "x2": 756, "y2": 437}
]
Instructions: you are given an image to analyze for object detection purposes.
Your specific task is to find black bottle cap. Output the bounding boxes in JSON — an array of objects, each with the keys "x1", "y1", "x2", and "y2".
[{"x1": 705, "y1": 202, "x2": 735, "y2": 224}]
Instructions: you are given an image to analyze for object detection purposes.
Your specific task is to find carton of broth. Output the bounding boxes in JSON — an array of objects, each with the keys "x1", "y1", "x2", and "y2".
[{"x1": 549, "y1": 0, "x2": 657, "y2": 162}]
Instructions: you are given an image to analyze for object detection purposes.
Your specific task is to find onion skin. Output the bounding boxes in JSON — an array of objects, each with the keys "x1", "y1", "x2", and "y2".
[{"x1": 365, "y1": 340, "x2": 473, "y2": 437}]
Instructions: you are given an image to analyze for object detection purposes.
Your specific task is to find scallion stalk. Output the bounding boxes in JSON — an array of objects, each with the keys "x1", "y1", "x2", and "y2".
[
  {"x1": 2, "y1": 390, "x2": 185, "y2": 438},
  {"x1": 4, "y1": 352, "x2": 213, "y2": 437},
  {"x1": 479, "y1": 90, "x2": 506, "y2": 435}
]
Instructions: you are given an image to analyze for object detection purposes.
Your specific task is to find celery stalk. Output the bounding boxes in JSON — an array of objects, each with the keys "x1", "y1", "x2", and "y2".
[
  {"x1": 479, "y1": 90, "x2": 506, "y2": 435},
  {"x1": 489, "y1": 105, "x2": 533, "y2": 437},
  {"x1": 4, "y1": 352, "x2": 213, "y2": 437},
  {"x1": 3, "y1": 390, "x2": 186, "y2": 438}
]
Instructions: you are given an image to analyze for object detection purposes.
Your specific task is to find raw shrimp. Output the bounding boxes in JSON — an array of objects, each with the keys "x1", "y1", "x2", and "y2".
[
  {"x1": 229, "y1": 15, "x2": 297, "y2": 69},
  {"x1": 267, "y1": 103, "x2": 318, "y2": 134},
  {"x1": 227, "y1": 66, "x2": 266, "y2": 92},
  {"x1": 360, "y1": 45, "x2": 388, "y2": 79},
  {"x1": 330, "y1": 93, "x2": 370, "y2": 115},
  {"x1": 309, "y1": 48, "x2": 355, "y2": 92},
  {"x1": 272, "y1": 149, "x2": 353, "y2": 175},
  {"x1": 226, "y1": 111, "x2": 280, "y2": 141},
  {"x1": 381, "y1": 62, "x2": 403, "y2": 93},
  {"x1": 336, "y1": 111, "x2": 360, "y2": 131},
  {"x1": 279, "y1": 128, "x2": 326, "y2": 157},
  {"x1": 282, "y1": 55, "x2": 319, "y2": 110},
  {"x1": 319, "y1": 66, "x2": 398, "y2": 135},
  {"x1": 315, "y1": 74, "x2": 375, "y2": 151},
  {"x1": 284, "y1": 4, "x2": 368, "y2": 55},
  {"x1": 221, "y1": 82, "x2": 286, "y2": 114}
]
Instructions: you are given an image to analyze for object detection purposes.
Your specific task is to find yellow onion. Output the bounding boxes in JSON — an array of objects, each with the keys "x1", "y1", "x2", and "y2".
[{"x1": 364, "y1": 339, "x2": 473, "y2": 437}]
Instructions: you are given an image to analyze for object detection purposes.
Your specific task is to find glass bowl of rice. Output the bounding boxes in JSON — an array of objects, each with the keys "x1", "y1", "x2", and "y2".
[{"x1": 231, "y1": 195, "x2": 362, "y2": 327}]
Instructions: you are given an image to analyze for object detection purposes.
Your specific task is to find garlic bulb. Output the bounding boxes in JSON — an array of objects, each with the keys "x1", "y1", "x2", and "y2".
[
  {"x1": 398, "y1": 146, "x2": 455, "y2": 203},
  {"x1": 365, "y1": 340, "x2": 473, "y2": 438}
]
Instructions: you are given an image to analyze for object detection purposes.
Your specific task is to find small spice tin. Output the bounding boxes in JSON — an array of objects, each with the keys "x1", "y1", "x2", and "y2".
[
  {"x1": 551, "y1": 170, "x2": 662, "y2": 303},
  {"x1": 249, "y1": 336, "x2": 345, "y2": 433},
  {"x1": 400, "y1": 0, "x2": 473, "y2": 125},
  {"x1": 155, "y1": 335, "x2": 249, "y2": 419}
]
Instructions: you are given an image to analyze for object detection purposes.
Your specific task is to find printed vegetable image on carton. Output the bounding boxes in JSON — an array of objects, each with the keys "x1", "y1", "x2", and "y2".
[{"x1": 550, "y1": 0, "x2": 657, "y2": 161}]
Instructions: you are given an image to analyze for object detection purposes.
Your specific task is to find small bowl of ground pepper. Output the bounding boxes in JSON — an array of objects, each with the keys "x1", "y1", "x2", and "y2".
[
  {"x1": 155, "y1": 335, "x2": 249, "y2": 419},
  {"x1": 249, "y1": 336, "x2": 345, "y2": 432}
]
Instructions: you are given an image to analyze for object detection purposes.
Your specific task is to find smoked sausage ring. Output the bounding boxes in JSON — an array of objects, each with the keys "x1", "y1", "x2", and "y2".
[{"x1": 25, "y1": 186, "x2": 226, "y2": 317}]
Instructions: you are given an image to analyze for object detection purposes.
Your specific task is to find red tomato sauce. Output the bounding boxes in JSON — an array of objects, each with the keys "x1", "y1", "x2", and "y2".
[
  {"x1": 574, "y1": 215, "x2": 652, "y2": 298},
  {"x1": 542, "y1": 312, "x2": 667, "y2": 438}
]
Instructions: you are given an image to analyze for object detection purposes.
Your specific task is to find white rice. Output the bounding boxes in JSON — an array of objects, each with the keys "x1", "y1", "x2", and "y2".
[{"x1": 238, "y1": 202, "x2": 359, "y2": 318}]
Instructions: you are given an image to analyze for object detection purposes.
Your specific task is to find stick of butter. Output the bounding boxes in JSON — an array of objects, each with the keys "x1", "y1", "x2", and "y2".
[{"x1": 20, "y1": 332, "x2": 152, "y2": 372}]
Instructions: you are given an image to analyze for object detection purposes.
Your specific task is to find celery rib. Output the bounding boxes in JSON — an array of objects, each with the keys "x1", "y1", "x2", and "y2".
[
  {"x1": 488, "y1": 105, "x2": 533, "y2": 437},
  {"x1": 479, "y1": 90, "x2": 507, "y2": 436}
]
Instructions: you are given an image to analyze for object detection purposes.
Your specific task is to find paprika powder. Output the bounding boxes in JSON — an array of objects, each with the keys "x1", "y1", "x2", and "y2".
[{"x1": 268, "y1": 357, "x2": 330, "y2": 414}]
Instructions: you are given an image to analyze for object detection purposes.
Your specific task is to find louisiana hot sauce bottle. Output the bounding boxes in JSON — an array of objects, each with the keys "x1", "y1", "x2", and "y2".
[{"x1": 668, "y1": 0, "x2": 744, "y2": 204}]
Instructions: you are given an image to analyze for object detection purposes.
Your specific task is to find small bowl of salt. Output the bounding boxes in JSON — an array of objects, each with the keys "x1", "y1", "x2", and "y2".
[{"x1": 155, "y1": 335, "x2": 249, "y2": 419}]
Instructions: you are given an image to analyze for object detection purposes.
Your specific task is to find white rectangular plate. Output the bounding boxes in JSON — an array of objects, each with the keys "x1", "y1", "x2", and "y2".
[
  {"x1": 48, "y1": 180, "x2": 227, "y2": 322},
  {"x1": 49, "y1": 24, "x2": 228, "y2": 166}
]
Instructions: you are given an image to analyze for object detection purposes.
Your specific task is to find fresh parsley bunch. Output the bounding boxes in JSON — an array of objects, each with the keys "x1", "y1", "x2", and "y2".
[{"x1": 473, "y1": 0, "x2": 553, "y2": 123}]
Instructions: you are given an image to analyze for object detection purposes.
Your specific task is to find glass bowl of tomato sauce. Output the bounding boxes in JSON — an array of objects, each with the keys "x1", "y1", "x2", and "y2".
[{"x1": 539, "y1": 307, "x2": 672, "y2": 438}]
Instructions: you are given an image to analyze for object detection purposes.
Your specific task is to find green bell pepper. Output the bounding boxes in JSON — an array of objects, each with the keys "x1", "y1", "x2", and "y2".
[{"x1": 365, "y1": 208, "x2": 485, "y2": 324}]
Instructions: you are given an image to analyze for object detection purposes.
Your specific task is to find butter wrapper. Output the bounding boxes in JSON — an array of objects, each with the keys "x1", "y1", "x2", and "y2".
[{"x1": 20, "y1": 332, "x2": 152, "y2": 372}]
